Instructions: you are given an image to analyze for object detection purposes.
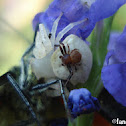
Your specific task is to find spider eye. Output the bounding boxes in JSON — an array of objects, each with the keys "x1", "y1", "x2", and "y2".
[{"x1": 48, "y1": 33, "x2": 52, "y2": 39}]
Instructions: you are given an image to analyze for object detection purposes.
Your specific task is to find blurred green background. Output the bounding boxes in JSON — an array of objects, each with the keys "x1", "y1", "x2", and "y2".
[{"x1": 0, "y1": 0, "x2": 126, "y2": 76}]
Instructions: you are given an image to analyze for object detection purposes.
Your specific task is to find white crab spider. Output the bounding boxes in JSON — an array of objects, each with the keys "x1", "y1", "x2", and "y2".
[
  {"x1": 31, "y1": 13, "x2": 92, "y2": 96},
  {"x1": 0, "y1": 13, "x2": 93, "y2": 126},
  {"x1": 0, "y1": 11, "x2": 94, "y2": 126}
]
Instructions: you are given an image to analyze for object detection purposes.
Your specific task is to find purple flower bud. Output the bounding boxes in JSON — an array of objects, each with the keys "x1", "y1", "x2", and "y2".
[{"x1": 68, "y1": 88, "x2": 100, "y2": 118}]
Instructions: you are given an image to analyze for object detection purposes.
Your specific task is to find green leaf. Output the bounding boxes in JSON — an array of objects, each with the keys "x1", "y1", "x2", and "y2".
[{"x1": 84, "y1": 15, "x2": 114, "y2": 96}]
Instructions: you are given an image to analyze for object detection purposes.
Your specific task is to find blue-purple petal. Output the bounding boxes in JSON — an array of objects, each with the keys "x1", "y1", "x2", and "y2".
[
  {"x1": 32, "y1": 0, "x2": 95, "y2": 39},
  {"x1": 90, "y1": 0, "x2": 126, "y2": 22},
  {"x1": 101, "y1": 62, "x2": 126, "y2": 107},
  {"x1": 105, "y1": 50, "x2": 121, "y2": 65},
  {"x1": 68, "y1": 88, "x2": 91, "y2": 105},
  {"x1": 92, "y1": 97, "x2": 100, "y2": 110},
  {"x1": 32, "y1": 0, "x2": 125, "y2": 40},
  {"x1": 68, "y1": 88, "x2": 100, "y2": 118},
  {"x1": 107, "y1": 32, "x2": 120, "y2": 51},
  {"x1": 49, "y1": 0, "x2": 89, "y2": 22},
  {"x1": 32, "y1": 12, "x2": 44, "y2": 31},
  {"x1": 105, "y1": 50, "x2": 115, "y2": 65},
  {"x1": 115, "y1": 26, "x2": 126, "y2": 62},
  {"x1": 104, "y1": 28, "x2": 126, "y2": 65}
]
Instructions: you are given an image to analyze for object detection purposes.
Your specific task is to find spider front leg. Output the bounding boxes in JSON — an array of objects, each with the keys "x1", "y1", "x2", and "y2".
[
  {"x1": 59, "y1": 80, "x2": 73, "y2": 121},
  {"x1": 56, "y1": 18, "x2": 88, "y2": 44},
  {"x1": 19, "y1": 25, "x2": 39, "y2": 89},
  {"x1": 4, "y1": 73, "x2": 40, "y2": 126},
  {"x1": 65, "y1": 65, "x2": 73, "y2": 86},
  {"x1": 59, "y1": 44, "x2": 65, "y2": 56},
  {"x1": 61, "y1": 43, "x2": 67, "y2": 54},
  {"x1": 30, "y1": 80, "x2": 59, "y2": 95},
  {"x1": 59, "y1": 43, "x2": 68, "y2": 60},
  {"x1": 67, "y1": 44, "x2": 70, "y2": 54},
  {"x1": 59, "y1": 80, "x2": 68, "y2": 111},
  {"x1": 51, "y1": 13, "x2": 63, "y2": 47}
]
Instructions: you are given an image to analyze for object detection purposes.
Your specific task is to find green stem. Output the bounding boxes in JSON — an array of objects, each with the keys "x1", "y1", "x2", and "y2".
[
  {"x1": 76, "y1": 114, "x2": 94, "y2": 126},
  {"x1": 84, "y1": 15, "x2": 114, "y2": 96}
]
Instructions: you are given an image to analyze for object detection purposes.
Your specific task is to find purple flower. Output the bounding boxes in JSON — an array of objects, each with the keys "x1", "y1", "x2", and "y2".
[
  {"x1": 101, "y1": 26, "x2": 126, "y2": 107},
  {"x1": 67, "y1": 88, "x2": 100, "y2": 118},
  {"x1": 32, "y1": 0, "x2": 126, "y2": 40}
]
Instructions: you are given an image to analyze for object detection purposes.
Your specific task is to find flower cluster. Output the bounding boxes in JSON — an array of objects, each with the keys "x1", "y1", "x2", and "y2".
[
  {"x1": 101, "y1": 26, "x2": 126, "y2": 107},
  {"x1": 68, "y1": 88, "x2": 100, "y2": 118}
]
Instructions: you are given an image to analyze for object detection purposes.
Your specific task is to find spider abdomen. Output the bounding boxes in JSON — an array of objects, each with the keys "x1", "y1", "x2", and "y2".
[{"x1": 70, "y1": 50, "x2": 81, "y2": 64}]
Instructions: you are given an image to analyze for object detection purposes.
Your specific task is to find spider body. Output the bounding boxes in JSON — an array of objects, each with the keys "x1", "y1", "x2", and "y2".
[
  {"x1": 59, "y1": 44, "x2": 82, "y2": 66},
  {"x1": 60, "y1": 53, "x2": 71, "y2": 65}
]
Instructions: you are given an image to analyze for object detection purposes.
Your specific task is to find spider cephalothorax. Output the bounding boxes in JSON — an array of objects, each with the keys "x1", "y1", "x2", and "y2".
[{"x1": 59, "y1": 43, "x2": 82, "y2": 69}]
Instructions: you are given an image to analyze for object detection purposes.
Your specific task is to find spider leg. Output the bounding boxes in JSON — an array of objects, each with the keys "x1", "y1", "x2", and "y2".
[
  {"x1": 59, "y1": 80, "x2": 68, "y2": 110},
  {"x1": 56, "y1": 18, "x2": 88, "y2": 43},
  {"x1": 51, "y1": 13, "x2": 63, "y2": 46},
  {"x1": 59, "y1": 80, "x2": 73, "y2": 121},
  {"x1": 67, "y1": 44, "x2": 70, "y2": 54},
  {"x1": 6, "y1": 73, "x2": 40, "y2": 126},
  {"x1": 20, "y1": 25, "x2": 39, "y2": 89},
  {"x1": 64, "y1": 66, "x2": 73, "y2": 86},
  {"x1": 39, "y1": 24, "x2": 53, "y2": 52},
  {"x1": 61, "y1": 43, "x2": 67, "y2": 54},
  {"x1": 74, "y1": 65, "x2": 77, "y2": 71},
  {"x1": 54, "y1": 44, "x2": 60, "y2": 47},
  {"x1": 54, "y1": 44, "x2": 60, "y2": 50},
  {"x1": 30, "y1": 80, "x2": 59, "y2": 95},
  {"x1": 59, "y1": 45, "x2": 65, "y2": 56}
]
